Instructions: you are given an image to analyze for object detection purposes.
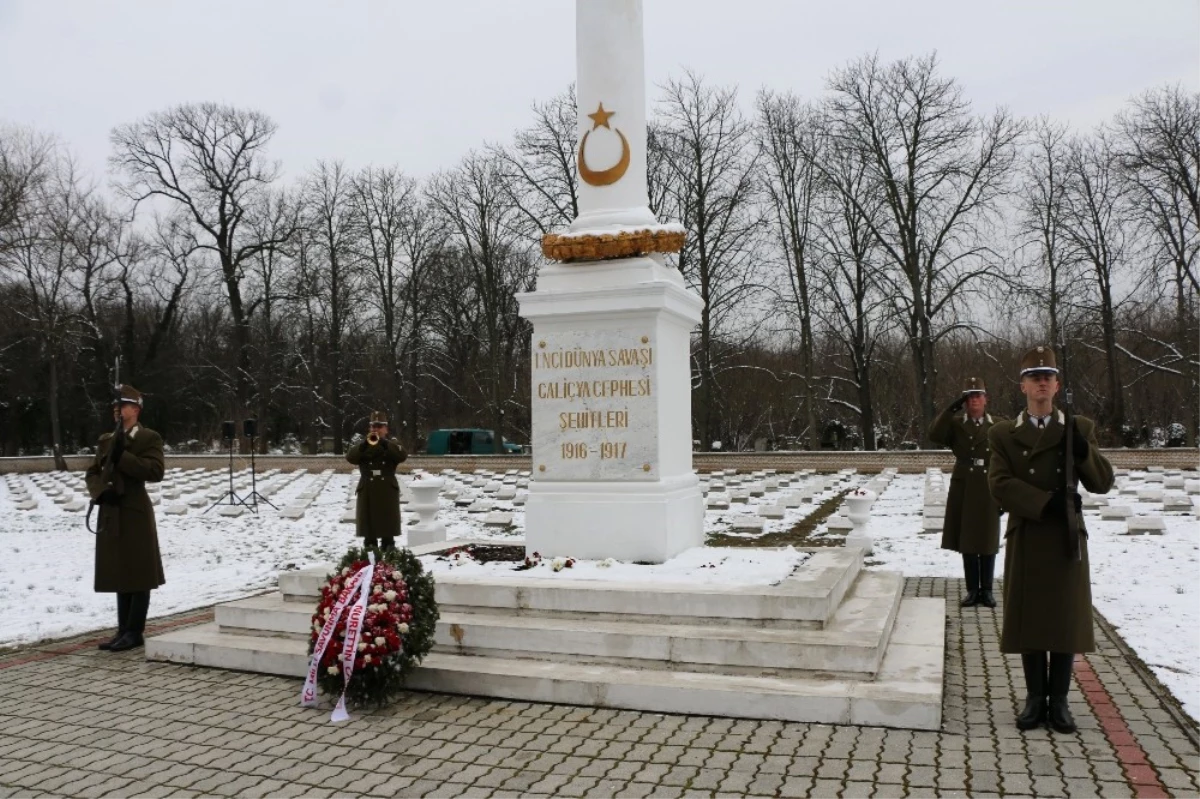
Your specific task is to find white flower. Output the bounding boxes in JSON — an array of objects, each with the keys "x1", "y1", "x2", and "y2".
[
  {"x1": 322, "y1": 608, "x2": 330, "y2": 618},
  {"x1": 313, "y1": 622, "x2": 322, "y2": 633},
  {"x1": 358, "y1": 642, "x2": 367, "y2": 652},
  {"x1": 341, "y1": 567, "x2": 350, "y2": 576},
  {"x1": 328, "y1": 665, "x2": 340, "y2": 675},
  {"x1": 363, "y1": 654, "x2": 372, "y2": 664},
  {"x1": 398, "y1": 623, "x2": 410, "y2": 634},
  {"x1": 384, "y1": 590, "x2": 397, "y2": 602},
  {"x1": 551, "y1": 557, "x2": 566, "y2": 572},
  {"x1": 374, "y1": 636, "x2": 386, "y2": 646},
  {"x1": 391, "y1": 570, "x2": 402, "y2": 580},
  {"x1": 373, "y1": 584, "x2": 383, "y2": 594}
]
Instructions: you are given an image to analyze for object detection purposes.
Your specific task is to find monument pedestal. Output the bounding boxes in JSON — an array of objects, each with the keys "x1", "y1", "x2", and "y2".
[
  {"x1": 524, "y1": 474, "x2": 702, "y2": 563},
  {"x1": 518, "y1": 256, "x2": 704, "y2": 562}
]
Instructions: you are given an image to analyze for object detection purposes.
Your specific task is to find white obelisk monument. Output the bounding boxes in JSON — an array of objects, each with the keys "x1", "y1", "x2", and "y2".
[{"x1": 517, "y1": 0, "x2": 704, "y2": 563}]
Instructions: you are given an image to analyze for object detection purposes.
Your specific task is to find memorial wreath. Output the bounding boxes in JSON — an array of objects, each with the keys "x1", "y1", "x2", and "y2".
[{"x1": 302, "y1": 546, "x2": 438, "y2": 717}]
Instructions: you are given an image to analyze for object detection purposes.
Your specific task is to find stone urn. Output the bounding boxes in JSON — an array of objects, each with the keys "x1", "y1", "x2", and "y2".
[
  {"x1": 407, "y1": 477, "x2": 446, "y2": 547},
  {"x1": 845, "y1": 489, "x2": 876, "y2": 526}
]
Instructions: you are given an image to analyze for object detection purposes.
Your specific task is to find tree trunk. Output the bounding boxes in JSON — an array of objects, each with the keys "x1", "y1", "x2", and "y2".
[
  {"x1": 405, "y1": 345, "x2": 419, "y2": 451},
  {"x1": 1098, "y1": 286, "x2": 1124, "y2": 443},
  {"x1": 800, "y1": 312, "x2": 816, "y2": 450},
  {"x1": 48, "y1": 355, "x2": 67, "y2": 471},
  {"x1": 910, "y1": 302, "x2": 937, "y2": 447},
  {"x1": 487, "y1": 314, "x2": 503, "y2": 454},
  {"x1": 858, "y1": 361, "x2": 876, "y2": 451}
]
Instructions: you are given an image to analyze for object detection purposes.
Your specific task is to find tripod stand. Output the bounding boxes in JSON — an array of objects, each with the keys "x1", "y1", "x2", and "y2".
[
  {"x1": 205, "y1": 421, "x2": 254, "y2": 514},
  {"x1": 244, "y1": 424, "x2": 276, "y2": 511}
]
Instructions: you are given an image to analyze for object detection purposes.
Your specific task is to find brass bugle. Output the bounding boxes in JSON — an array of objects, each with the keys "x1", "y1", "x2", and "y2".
[{"x1": 367, "y1": 432, "x2": 380, "y2": 446}]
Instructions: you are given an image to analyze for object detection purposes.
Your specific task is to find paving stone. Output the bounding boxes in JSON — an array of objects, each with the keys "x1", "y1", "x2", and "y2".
[{"x1": 1, "y1": 575, "x2": 1195, "y2": 799}]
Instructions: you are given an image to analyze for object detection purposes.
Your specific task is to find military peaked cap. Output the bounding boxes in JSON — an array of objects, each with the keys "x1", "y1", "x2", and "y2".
[
  {"x1": 962, "y1": 376, "x2": 987, "y2": 394},
  {"x1": 113, "y1": 384, "x2": 143, "y2": 407},
  {"x1": 1019, "y1": 346, "x2": 1059, "y2": 376}
]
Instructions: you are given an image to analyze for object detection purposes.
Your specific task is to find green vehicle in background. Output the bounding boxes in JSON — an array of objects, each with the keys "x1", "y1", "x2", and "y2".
[{"x1": 425, "y1": 429, "x2": 523, "y2": 455}]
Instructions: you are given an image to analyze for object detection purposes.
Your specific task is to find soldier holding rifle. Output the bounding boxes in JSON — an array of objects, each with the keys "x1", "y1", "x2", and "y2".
[
  {"x1": 345, "y1": 411, "x2": 407, "y2": 551},
  {"x1": 85, "y1": 384, "x2": 166, "y2": 652},
  {"x1": 988, "y1": 347, "x2": 1113, "y2": 733}
]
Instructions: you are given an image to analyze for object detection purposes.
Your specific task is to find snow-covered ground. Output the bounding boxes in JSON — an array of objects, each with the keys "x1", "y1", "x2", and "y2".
[{"x1": 0, "y1": 465, "x2": 1195, "y2": 723}]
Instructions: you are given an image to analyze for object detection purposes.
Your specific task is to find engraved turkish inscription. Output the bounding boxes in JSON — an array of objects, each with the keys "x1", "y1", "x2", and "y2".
[{"x1": 532, "y1": 330, "x2": 657, "y2": 481}]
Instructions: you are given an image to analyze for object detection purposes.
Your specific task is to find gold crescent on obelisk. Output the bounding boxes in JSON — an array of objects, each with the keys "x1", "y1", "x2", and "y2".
[{"x1": 578, "y1": 123, "x2": 631, "y2": 187}]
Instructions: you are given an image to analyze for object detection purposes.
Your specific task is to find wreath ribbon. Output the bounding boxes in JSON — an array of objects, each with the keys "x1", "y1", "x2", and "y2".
[{"x1": 301, "y1": 551, "x2": 375, "y2": 722}]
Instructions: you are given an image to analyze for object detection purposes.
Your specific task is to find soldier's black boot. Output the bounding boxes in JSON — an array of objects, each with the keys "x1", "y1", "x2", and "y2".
[
  {"x1": 363, "y1": 537, "x2": 379, "y2": 550},
  {"x1": 99, "y1": 593, "x2": 131, "y2": 650},
  {"x1": 960, "y1": 554, "x2": 980, "y2": 607},
  {"x1": 978, "y1": 555, "x2": 997, "y2": 608},
  {"x1": 1017, "y1": 651, "x2": 1048, "y2": 730},
  {"x1": 1048, "y1": 653, "x2": 1077, "y2": 733},
  {"x1": 381, "y1": 537, "x2": 396, "y2": 552},
  {"x1": 110, "y1": 591, "x2": 149, "y2": 652}
]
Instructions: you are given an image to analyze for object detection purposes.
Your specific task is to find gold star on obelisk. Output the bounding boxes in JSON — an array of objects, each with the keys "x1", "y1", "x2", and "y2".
[{"x1": 587, "y1": 102, "x2": 615, "y2": 130}]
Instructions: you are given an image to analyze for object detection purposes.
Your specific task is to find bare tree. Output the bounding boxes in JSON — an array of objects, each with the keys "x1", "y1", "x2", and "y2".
[
  {"x1": 1059, "y1": 131, "x2": 1131, "y2": 440},
  {"x1": 109, "y1": 103, "x2": 294, "y2": 417},
  {"x1": 70, "y1": 194, "x2": 124, "y2": 399},
  {"x1": 300, "y1": 160, "x2": 359, "y2": 453},
  {"x1": 350, "y1": 165, "x2": 440, "y2": 448},
  {"x1": 756, "y1": 90, "x2": 824, "y2": 449},
  {"x1": 656, "y1": 70, "x2": 765, "y2": 451},
  {"x1": 824, "y1": 53, "x2": 1023, "y2": 445},
  {"x1": 1017, "y1": 117, "x2": 1085, "y2": 355},
  {"x1": 1113, "y1": 87, "x2": 1199, "y2": 442},
  {"x1": 495, "y1": 85, "x2": 579, "y2": 237},
  {"x1": 244, "y1": 187, "x2": 300, "y2": 448},
  {"x1": 0, "y1": 125, "x2": 55, "y2": 256},
  {"x1": 814, "y1": 133, "x2": 892, "y2": 450},
  {"x1": 427, "y1": 150, "x2": 534, "y2": 452},
  {"x1": 1115, "y1": 85, "x2": 1200, "y2": 255},
  {"x1": 0, "y1": 153, "x2": 93, "y2": 468}
]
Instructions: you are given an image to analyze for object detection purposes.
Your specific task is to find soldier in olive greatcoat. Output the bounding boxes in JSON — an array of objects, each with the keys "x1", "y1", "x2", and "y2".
[
  {"x1": 988, "y1": 346, "x2": 1114, "y2": 733},
  {"x1": 84, "y1": 385, "x2": 166, "y2": 652},
  {"x1": 929, "y1": 377, "x2": 1003, "y2": 608},
  {"x1": 345, "y1": 411, "x2": 408, "y2": 550}
]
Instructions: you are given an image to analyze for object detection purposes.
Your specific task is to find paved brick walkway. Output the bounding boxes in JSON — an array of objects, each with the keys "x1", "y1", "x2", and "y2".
[{"x1": 1, "y1": 578, "x2": 1196, "y2": 798}]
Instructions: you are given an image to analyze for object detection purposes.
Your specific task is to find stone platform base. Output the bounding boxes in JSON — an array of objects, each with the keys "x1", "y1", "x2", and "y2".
[{"x1": 147, "y1": 542, "x2": 945, "y2": 730}]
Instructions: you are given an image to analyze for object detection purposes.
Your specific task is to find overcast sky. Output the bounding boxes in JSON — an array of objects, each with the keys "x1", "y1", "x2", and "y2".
[{"x1": 2, "y1": 0, "x2": 1197, "y2": 184}]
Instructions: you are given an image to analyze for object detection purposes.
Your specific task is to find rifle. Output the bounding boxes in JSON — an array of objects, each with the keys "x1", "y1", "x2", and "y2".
[
  {"x1": 1060, "y1": 344, "x2": 1081, "y2": 562},
  {"x1": 86, "y1": 356, "x2": 126, "y2": 534}
]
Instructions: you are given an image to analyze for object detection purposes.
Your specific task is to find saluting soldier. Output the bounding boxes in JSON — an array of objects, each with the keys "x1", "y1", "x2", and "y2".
[
  {"x1": 84, "y1": 385, "x2": 166, "y2": 652},
  {"x1": 988, "y1": 346, "x2": 1114, "y2": 733},
  {"x1": 345, "y1": 411, "x2": 408, "y2": 550},
  {"x1": 929, "y1": 377, "x2": 1003, "y2": 608}
]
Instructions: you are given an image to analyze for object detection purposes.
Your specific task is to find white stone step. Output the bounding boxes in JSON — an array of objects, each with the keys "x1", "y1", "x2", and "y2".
[
  {"x1": 215, "y1": 593, "x2": 313, "y2": 637},
  {"x1": 276, "y1": 547, "x2": 863, "y2": 629},
  {"x1": 212, "y1": 571, "x2": 902, "y2": 677},
  {"x1": 147, "y1": 598, "x2": 942, "y2": 730},
  {"x1": 147, "y1": 623, "x2": 306, "y2": 677},
  {"x1": 435, "y1": 571, "x2": 903, "y2": 678},
  {"x1": 433, "y1": 548, "x2": 863, "y2": 629}
]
